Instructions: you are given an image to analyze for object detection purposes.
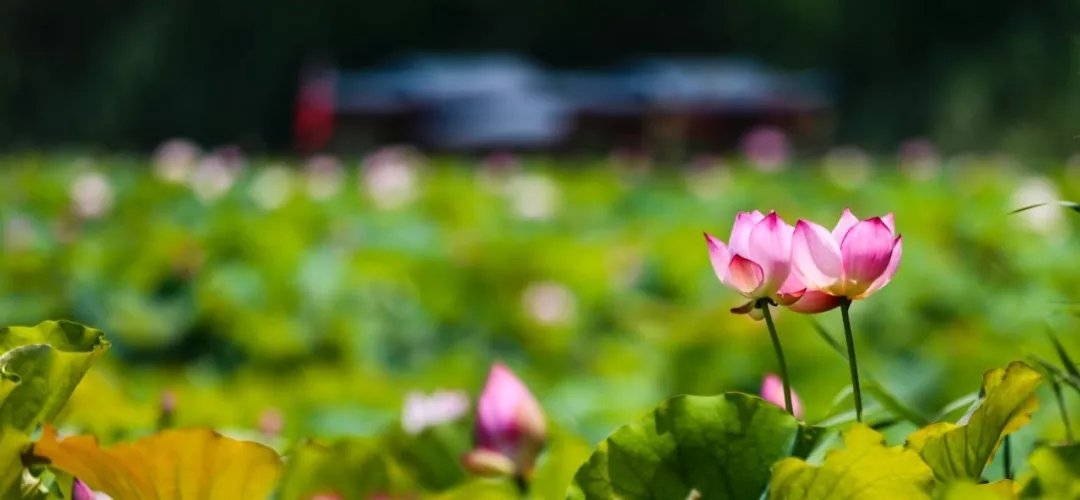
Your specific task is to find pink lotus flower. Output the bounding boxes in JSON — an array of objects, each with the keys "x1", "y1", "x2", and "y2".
[
  {"x1": 705, "y1": 211, "x2": 805, "y2": 315},
  {"x1": 761, "y1": 374, "x2": 803, "y2": 419},
  {"x1": 463, "y1": 363, "x2": 546, "y2": 477},
  {"x1": 789, "y1": 209, "x2": 902, "y2": 309}
]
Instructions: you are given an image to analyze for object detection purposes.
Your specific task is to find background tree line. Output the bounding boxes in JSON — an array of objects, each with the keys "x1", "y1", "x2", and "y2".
[{"x1": 2, "y1": 0, "x2": 1078, "y2": 157}]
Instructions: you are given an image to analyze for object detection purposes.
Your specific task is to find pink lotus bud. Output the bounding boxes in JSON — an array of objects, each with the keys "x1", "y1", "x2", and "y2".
[
  {"x1": 790, "y1": 209, "x2": 902, "y2": 305},
  {"x1": 705, "y1": 211, "x2": 806, "y2": 317},
  {"x1": 760, "y1": 374, "x2": 803, "y2": 419},
  {"x1": 72, "y1": 479, "x2": 102, "y2": 500},
  {"x1": 472, "y1": 363, "x2": 546, "y2": 476}
]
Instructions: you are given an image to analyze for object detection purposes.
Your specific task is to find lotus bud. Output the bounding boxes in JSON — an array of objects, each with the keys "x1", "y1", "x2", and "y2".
[
  {"x1": 468, "y1": 363, "x2": 547, "y2": 477},
  {"x1": 761, "y1": 374, "x2": 804, "y2": 419}
]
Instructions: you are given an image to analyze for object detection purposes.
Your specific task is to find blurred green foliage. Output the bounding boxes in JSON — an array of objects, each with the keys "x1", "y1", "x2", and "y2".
[
  {"x1": 2, "y1": 1, "x2": 1080, "y2": 155},
  {"x1": 0, "y1": 153, "x2": 1079, "y2": 467}
]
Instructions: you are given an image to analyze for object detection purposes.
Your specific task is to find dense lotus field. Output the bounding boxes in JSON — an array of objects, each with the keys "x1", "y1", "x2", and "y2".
[{"x1": 0, "y1": 148, "x2": 1079, "y2": 498}]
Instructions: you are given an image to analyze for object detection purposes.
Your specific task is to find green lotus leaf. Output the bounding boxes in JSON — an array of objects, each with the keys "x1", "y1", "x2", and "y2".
[
  {"x1": 1019, "y1": 443, "x2": 1080, "y2": 499},
  {"x1": 0, "y1": 320, "x2": 108, "y2": 495},
  {"x1": 277, "y1": 437, "x2": 403, "y2": 500},
  {"x1": 568, "y1": 393, "x2": 823, "y2": 499}
]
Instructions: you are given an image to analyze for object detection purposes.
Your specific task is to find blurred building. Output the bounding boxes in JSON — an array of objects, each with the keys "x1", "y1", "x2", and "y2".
[{"x1": 294, "y1": 53, "x2": 833, "y2": 156}]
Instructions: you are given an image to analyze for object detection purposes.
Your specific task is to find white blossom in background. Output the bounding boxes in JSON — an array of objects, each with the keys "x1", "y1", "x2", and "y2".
[
  {"x1": 1011, "y1": 176, "x2": 1066, "y2": 236},
  {"x1": 304, "y1": 154, "x2": 345, "y2": 200},
  {"x1": 249, "y1": 165, "x2": 295, "y2": 210},
  {"x1": 189, "y1": 154, "x2": 241, "y2": 203},
  {"x1": 505, "y1": 173, "x2": 559, "y2": 220},
  {"x1": 683, "y1": 154, "x2": 731, "y2": 200},
  {"x1": 152, "y1": 138, "x2": 201, "y2": 184},
  {"x1": 822, "y1": 146, "x2": 871, "y2": 190},
  {"x1": 401, "y1": 390, "x2": 470, "y2": 435},
  {"x1": 70, "y1": 171, "x2": 114, "y2": 219},
  {"x1": 740, "y1": 126, "x2": 789, "y2": 172},
  {"x1": 361, "y1": 146, "x2": 420, "y2": 210},
  {"x1": 521, "y1": 281, "x2": 576, "y2": 326},
  {"x1": 897, "y1": 138, "x2": 941, "y2": 181}
]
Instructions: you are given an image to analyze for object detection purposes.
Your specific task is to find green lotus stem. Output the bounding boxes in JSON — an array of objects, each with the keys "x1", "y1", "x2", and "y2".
[
  {"x1": 514, "y1": 474, "x2": 529, "y2": 497},
  {"x1": 839, "y1": 298, "x2": 864, "y2": 423},
  {"x1": 759, "y1": 300, "x2": 794, "y2": 416},
  {"x1": 1051, "y1": 379, "x2": 1074, "y2": 443}
]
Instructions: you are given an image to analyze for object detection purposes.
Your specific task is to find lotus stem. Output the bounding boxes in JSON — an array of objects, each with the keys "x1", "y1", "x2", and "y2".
[
  {"x1": 840, "y1": 298, "x2": 864, "y2": 423},
  {"x1": 760, "y1": 300, "x2": 794, "y2": 416}
]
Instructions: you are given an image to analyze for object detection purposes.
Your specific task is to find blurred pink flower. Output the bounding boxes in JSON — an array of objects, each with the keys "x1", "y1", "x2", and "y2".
[
  {"x1": 153, "y1": 138, "x2": 201, "y2": 183},
  {"x1": 521, "y1": 281, "x2": 575, "y2": 325},
  {"x1": 897, "y1": 138, "x2": 940, "y2": 181},
  {"x1": 401, "y1": 390, "x2": 469, "y2": 435},
  {"x1": 190, "y1": 153, "x2": 243, "y2": 203},
  {"x1": 740, "y1": 126, "x2": 789, "y2": 172},
  {"x1": 704, "y1": 211, "x2": 805, "y2": 316},
  {"x1": 160, "y1": 389, "x2": 177, "y2": 414},
  {"x1": 464, "y1": 363, "x2": 546, "y2": 476},
  {"x1": 70, "y1": 171, "x2": 114, "y2": 219},
  {"x1": 477, "y1": 151, "x2": 522, "y2": 191},
  {"x1": 258, "y1": 408, "x2": 285, "y2": 438},
  {"x1": 761, "y1": 374, "x2": 803, "y2": 419},
  {"x1": 248, "y1": 166, "x2": 295, "y2": 210},
  {"x1": 483, "y1": 151, "x2": 522, "y2": 172},
  {"x1": 504, "y1": 173, "x2": 559, "y2": 220},
  {"x1": 361, "y1": 146, "x2": 420, "y2": 210},
  {"x1": 304, "y1": 154, "x2": 345, "y2": 200},
  {"x1": 790, "y1": 209, "x2": 902, "y2": 307}
]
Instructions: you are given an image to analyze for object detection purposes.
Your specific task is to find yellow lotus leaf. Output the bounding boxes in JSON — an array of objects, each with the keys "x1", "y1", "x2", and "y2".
[
  {"x1": 32, "y1": 425, "x2": 282, "y2": 500},
  {"x1": 938, "y1": 480, "x2": 1017, "y2": 499},
  {"x1": 906, "y1": 362, "x2": 1040, "y2": 481},
  {"x1": 769, "y1": 424, "x2": 934, "y2": 499}
]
